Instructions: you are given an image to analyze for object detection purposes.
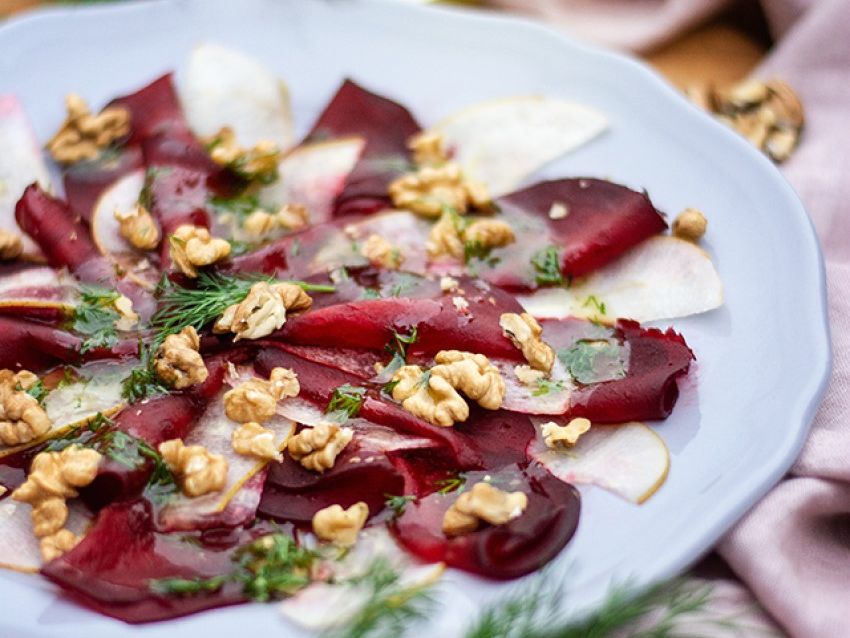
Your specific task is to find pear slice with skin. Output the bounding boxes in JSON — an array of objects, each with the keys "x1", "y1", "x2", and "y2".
[
  {"x1": 528, "y1": 419, "x2": 670, "y2": 504},
  {"x1": 0, "y1": 95, "x2": 50, "y2": 260},
  {"x1": 518, "y1": 236, "x2": 723, "y2": 323},
  {"x1": 178, "y1": 43, "x2": 294, "y2": 149},
  {"x1": 429, "y1": 96, "x2": 607, "y2": 196}
]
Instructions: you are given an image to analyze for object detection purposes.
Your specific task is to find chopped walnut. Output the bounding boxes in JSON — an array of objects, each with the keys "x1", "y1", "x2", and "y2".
[
  {"x1": 548, "y1": 202, "x2": 569, "y2": 220},
  {"x1": 463, "y1": 219, "x2": 515, "y2": 249},
  {"x1": 0, "y1": 386, "x2": 51, "y2": 446},
  {"x1": 169, "y1": 224, "x2": 231, "y2": 278},
  {"x1": 514, "y1": 364, "x2": 545, "y2": 386},
  {"x1": 688, "y1": 79, "x2": 803, "y2": 163},
  {"x1": 207, "y1": 127, "x2": 280, "y2": 184},
  {"x1": 243, "y1": 210, "x2": 276, "y2": 237},
  {"x1": 46, "y1": 94, "x2": 131, "y2": 164},
  {"x1": 426, "y1": 210, "x2": 464, "y2": 260},
  {"x1": 40, "y1": 529, "x2": 80, "y2": 562},
  {"x1": 0, "y1": 229, "x2": 23, "y2": 261},
  {"x1": 214, "y1": 281, "x2": 312, "y2": 341},
  {"x1": 159, "y1": 439, "x2": 228, "y2": 497},
  {"x1": 499, "y1": 313, "x2": 555, "y2": 373},
  {"x1": 115, "y1": 204, "x2": 160, "y2": 251},
  {"x1": 243, "y1": 204, "x2": 309, "y2": 240},
  {"x1": 392, "y1": 351, "x2": 505, "y2": 426},
  {"x1": 12, "y1": 445, "x2": 101, "y2": 560},
  {"x1": 442, "y1": 482, "x2": 528, "y2": 537},
  {"x1": 361, "y1": 234, "x2": 404, "y2": 270},
  {"x1": 224, "y1": 367, "x2": 299, "y2": 423},
  {"x1": 440, "y1": 276, "x2": 460, "y2": 292},
  {"x1": 432, "y1": 350, "x2": 505, "y2": 410},
  {"x1": 391, "y1": 364, "x2": 468, "y2": 427},
  {"x1": 287, "y1": 422, "x2": 354, "y2": 473},
  {"x1": 541, "y1": 418, "x2": 591, "y2": 449},
  {"x1": 408, "y1": 131, "x2": 449, "y2": 167},
  {"x1": 672, "y1": 208, "x2": 708, "y2": 242},
  {"x1": 388, "y1": 163, "x2": 492, "y2": 218},
  {"x1": 275, "y1": 203, "x2": 309, "y2": 231},
  {"x1": 113, "y1": 294, "x2": 139, "y2": 332},
  {"x1": 312, "y1": 502, "x2": 369, "y2": 547},
  {"x1": 154, "y1": 326, "x2": 208, "y2": 390},
  {"x1": 231, "y1": 422, "x2": 282, "y2": 462}
]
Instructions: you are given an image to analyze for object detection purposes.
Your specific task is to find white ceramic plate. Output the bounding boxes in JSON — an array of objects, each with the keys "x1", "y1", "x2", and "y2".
[{"x1": 0, "y1": 0, "x2": 831, "y2": 636}]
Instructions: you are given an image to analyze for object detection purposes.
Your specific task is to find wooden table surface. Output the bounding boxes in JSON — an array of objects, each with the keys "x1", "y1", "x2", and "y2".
[{"x1": 2, "y1": 0, "x2": 768, "y2": 89}]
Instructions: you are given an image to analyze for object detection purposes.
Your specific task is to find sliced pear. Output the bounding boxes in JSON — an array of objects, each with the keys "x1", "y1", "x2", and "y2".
[
  {"x1": 528, "y1": 419, "x2": 670, "y2": 504},
  {"x1": 258, "y1": 137, "x2": 365, "y2": 223},
  {"x1": 156, "y1": 367, "x2": 295, "y2": 530},
  {"x1": 430, "y1": 96, "x2": 607, "y2": 196},
  {"x1": 518, "y1": 236, "x2": 723, "y2": 322},
  {"x1": 0, "y1": 361, "x2": 129, "y2": 459},
  {"x1": 0, "y1": 266, "x2": 78, "y2": 310},
  {"x1": 0, "y1": 498, "x2": 92, "y2": 573},
  {"x1": 0, "y1": 95, "x2": 50, "y2": 259},
  {"x1": 280, "y1": 526, "x2": 444, "y2": 631},
  {"x1": 178, "y1": 43, "x2": 293, "y2": 149},
  {"x1": 493, "y1": 357, "x2": 573, "y2": 415}
]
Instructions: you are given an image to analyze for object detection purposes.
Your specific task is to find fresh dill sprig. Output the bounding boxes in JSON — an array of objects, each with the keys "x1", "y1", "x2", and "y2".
[
  {"x1": 435, "y1": 473, "x2": 466, "y2": 495},
  {"x1": 582, "y1": 295, "x2": 607, "y2": 317},
  {"x1": 71, "y1": 285, "x2": 121, "y2": 353},
  {"x1": 121, "y1": 341, "x2": 169, "y2": 403},
  {"x1": 530, "y1": 246, "x2": 564, "y2": 287},
  {"x1": 151, "y1": 534, "x2": 317, "y2": 601},
  {"x1": 384, "y1": 494, "x2": 416, "y2": 518},
  {"x1": 152, "y1": 272, "x2": 335, "y2": 340},
  {"x1": 323, "y1": 558, "x2": 435, "y2": 638},
  {"x1": 18, "y1": 379, "x2": 48, "y2": 405},
  {"x1": 326, "y1": 384, "x2": 367, "y2": 419}
]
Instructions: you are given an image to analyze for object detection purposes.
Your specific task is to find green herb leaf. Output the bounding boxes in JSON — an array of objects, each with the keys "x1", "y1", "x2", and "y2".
[
  {"x1": 361, "y1": 287, "x2": 382, "y2": 300},
  {"x1": 150, "y1": 575, "x2": 227, "y2": 596},
  {"x1": 152, "y1": 272, "x2": 335, "y2": 340},
  {"x1": 530, "y1": 246, "x2": 564, "y2": 287},
  {"x1": 121, "y1": 341, "x2": 170, "y2": 403},
  {"x1": 208, "y1": 193, "x2": 262, "y2": 220},
  {"x1": 557, "y1": 340, "x2": 626, "y2": 385},
  {"x1": 582, "y1": 294, "x2": 607, "y2": 316},
  {"x1": 326, "y1": 384, "x2": 366, "y2": 419},
  {"x1": 384, "y1": 494, "x2": 416, "y2": 517},
  {"x1": 71, "y1": 285, "x2": 121, "y2": 353},
  {"x1": 18, "y1": 379, "x2": 48, "y2": 406},
  {"x1": 532, "y1": 377, "x2": 565, "y2": 397},
  {"x1": 435, "y1": 473, "x2": 466, "y2": 495}
]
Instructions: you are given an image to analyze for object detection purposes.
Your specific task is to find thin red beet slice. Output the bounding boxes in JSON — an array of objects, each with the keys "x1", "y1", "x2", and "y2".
[
  {"x1": 110, "y1": 73, "x2": 190, "y2": 144},
  {"x1": 542, "y1": 318, "x2": 694, "y2": 422},
  {"x1": 307, "y1": 80, "x2": 420, "y2": 216},
  {"x1": 41, "y1": 499, "x2": 247, "y2": 623},
  {"x1": 391, "y1": 464, "x2": 580, "y2": 580},
  {"x1": 277, "y1": 279, "x2": 524, "y2": 361},
  {"x1": 490, "y1": 178, "x2": 667, "y2": 288},
  {"x1": 63, "y1": 145, "x2": 145, "y2": 223},
  {"x1": 254, "y1": 344, "x2": 481, "y2": 469}
]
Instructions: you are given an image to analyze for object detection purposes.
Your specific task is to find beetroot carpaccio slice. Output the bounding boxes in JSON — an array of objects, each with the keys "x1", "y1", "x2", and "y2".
[
  {"x1": 306, "y1": 79, "x2": 420, "y2": 216},
  {"x1": 63, "y1": 145, "x2": 145, "y2": 223},
  {"x1": 41, "y1": 499, "x2": 248, "y2": 623},
  {"x1": 391, "y1": 465, "x2": 580, "y2": 580}
]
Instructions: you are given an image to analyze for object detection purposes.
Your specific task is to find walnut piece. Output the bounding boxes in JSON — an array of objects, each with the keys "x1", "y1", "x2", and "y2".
[
  {"x1": 514, "y1": 364, "x2": 545, "y2": 386},
  {"x1": 46, "y1": 94, "x2": 131, "y2": 164},
  {"x1": 499, "y1": 313, "x2": 555, "y2": 373},
  {"x1": 224, "y1": 367, "x2": 299, "y2": 423},
  {"x1": 113, "y1": 294, "x2": 139, "y2": 332},
  {"x1": 548, "y1": 202, "x2": 569, "y2": 220},
  {"x1": 0, "y1": 229, "x2": 23, "y2": 261},
  {"x1": 12, "y1": 445, "x2": 101, "y2": 560},
  {"x1": 312, "y1": 502, "x2": 369, "y2": 547},
  {"x1": 207, "y1": 127, "x2": 280, "y2": 184},
  {"x1": 154, "y1": 326, "x2": 208, "y2": 389},
  {"x1": 361, "y1": 234, "x2": 404, "y2": 270},
  {"x1": 243, "y1": 204, "x2": 309, "y2": 239},
  {"x1": 388, "y1": 162, "x2": 492, "y2": 218},
  {"x1": 287, "y1": 422, "x2": 354, "y2": 473},
  {"x1": 408, "y1": 131, "x2": 449, "y2": 167},
  {"x1": 391, "y1": 351, "x2": 505, "y2": 427},
  {"x1": 0, "y1": 378, "x2": 51, "y2": 446},
  {"x1": 115, "y1": 204, "x2": 160, "y2": 251},
  {"x1": 442, "y1": 482, "x2": 528, "y2": 537},
  {"x1": 214, "y1": 281, "x2": 312, "y2": 341},
  {"x1": 159, "y1": 439, "x2": 228, "y2": 497},
  {"x1": 672, "y1": 208, "x2": 708, "y2": 242},
  {"x1": 231, "y1": 422, "x2": 282, "y2": 462},
  {"x1": 542, "y1": 418, "x2": 591, "y2": 449},
  {"x1": 275, "y1": 203, "x2": 309, "y2": 231},
  {"x1": 426, "y1": 210, "x2": 465, "y2": 260},
  {"x1": 463, "y1": 219, "x2": 515, "y2": 249},
  {"x1": 169, "y1": 224, "x2": 232, "y2": 278},
  {"x1": 40, "y1": 529, "x2": 80, "y2": 562},
  {"x1": 440, "y1": 276, "x2": 460, "y2": 292}
]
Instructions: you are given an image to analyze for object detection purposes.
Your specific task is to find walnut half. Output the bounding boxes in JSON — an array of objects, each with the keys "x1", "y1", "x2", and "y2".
[
  {"x1": 169, "y1": 225, "x2": 232, "y2": 278},
  {"x1": 541, "y1": 418, "x2": 591, "y2": 449},
  {"x1": 231, "y1": 422, "x2": 282, "y2": 462},
  {"x1": 115, "y1": 204, "x2": 160, "y2": 251},
  {"x1": 154, "y1": 326, "x2": 208, "y2": 390},
  {"x1": 287, "y1": 422, "x2": 354, "y2": 473},
  {"x1": 442, "y1": 482, "x2": 528, "y2": 537},
  {"x1": 159, "y1": 439, "x2": 228, "y2": 497},
  {"x1": 214, "y1": 281, "x2": 312, "y2": 342},
  {"x1": 312, "y1": 502, "x2": 369, "y2": 547},
  {"x1": 0, "y1": 230, "x2": 23, "y2": 261},
  {"x1": 0, "y1": 371, "x2": 52, "y2": 447},
  {"x1": 46, "y1": 94, "x2": 131, "y2": 164},
  {"x1": 224, "y1": 367, "x2": 299, "y2": 423},
  {"x1": 499, "y1": 313, "x2": 555, "y2": 373}
]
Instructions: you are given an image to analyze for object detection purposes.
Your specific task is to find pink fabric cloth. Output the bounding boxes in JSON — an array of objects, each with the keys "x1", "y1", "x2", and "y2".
[{"x1": 489, "y1": 1, "x2": 849, "y2": 636}]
